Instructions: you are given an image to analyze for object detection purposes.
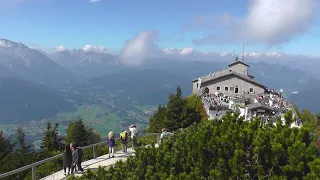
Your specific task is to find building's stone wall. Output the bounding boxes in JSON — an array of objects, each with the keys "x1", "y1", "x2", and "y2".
[
  {"x1": 192, "y1": 81, "x2": 198, "y2": 94},
  {"x1": 229, "y1": 63, "x2": 248, "y2": 75},
  {"x1": 201, "y1": 75, "x2": 265, "y2": 96}
]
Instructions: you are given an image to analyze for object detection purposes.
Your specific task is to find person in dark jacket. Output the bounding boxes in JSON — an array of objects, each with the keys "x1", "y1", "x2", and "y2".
[
  {"x1": 63, "y1": 145, "x2": 72, "y2": 175},
  {"x1": 71, "y1": 144, "x2": 78, "y2": 174},
  {"x1": 120, "y1": 129, "x2": 128, "y2": 152},
  {"x1": 108, "y1": 131, "x2": 115, "y2": 158},
  {"x1": 71, "y1": 143, "x2": 83, "y2": 173},
  {"x1": 76, "y1": 145, "x2": 83, "y2": 172}
]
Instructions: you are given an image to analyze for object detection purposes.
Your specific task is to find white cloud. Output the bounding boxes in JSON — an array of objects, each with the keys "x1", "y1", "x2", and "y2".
[
  {"x1": 162, "y1": 48, "x2": 177, "y2": 55},
  {"x1": 89, "y1": 0, "x2": 101, "y2": 3},
  {"x1": 220, "y1": 52, "x2": 229, "y2": 57},
  {"x1": 179, "y1": 47, "x2": 195, "y2": 56},
  {"x1": 55, "y1": 46, "x2": 67, "y2": 52},
  {"x1": 162, "y1": 47, "x2": 195, "y2": 56},
  {"x1": 244, "y1": 0, "x2": 317, "y2": 44},
  {"x1": 191, "y1": 0, "x2": 318, "y2": 46},
  {"x1": 118, "y1": 30, "x2": 161, "y2": 66},
  {"x1": 82, "y1": 45, "x2": 110, "y2": 53}
]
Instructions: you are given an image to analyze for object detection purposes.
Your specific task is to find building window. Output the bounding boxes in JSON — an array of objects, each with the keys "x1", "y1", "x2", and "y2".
[
  {"x1": 235, "y1": 85, "x2": 239, "y2": 93},
  {"x1": 230, "y1": 87, "x2": 234, "y2": 91},
  {"x1": 217, "y1": 86, "x2": 220, "y2": 91},
  {"x1": 196, "y1": 83, "x2": 198, "y2": 88},
  {"x1": 225, "y1": 87, "x2": 229, "y2": 91},
  {"x1": 249, "y1": 88, "x2": 254, "y2": 93},
  {"x1": 204, "y1": 87, "x2": 209, "y2": 94}
]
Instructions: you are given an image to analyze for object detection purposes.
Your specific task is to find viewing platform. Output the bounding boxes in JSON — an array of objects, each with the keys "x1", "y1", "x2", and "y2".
[
  {"x1": 42, "y1": 144, "x2": 159, "y2": 180},
  {"x1": 0, "y1": 133, "x2": 162, "y2": 180}
]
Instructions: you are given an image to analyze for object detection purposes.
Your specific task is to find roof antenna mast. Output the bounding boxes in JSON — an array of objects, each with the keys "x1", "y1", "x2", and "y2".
[{"x1": 242, "y1": 42, "x2": 245, "y2": 62}]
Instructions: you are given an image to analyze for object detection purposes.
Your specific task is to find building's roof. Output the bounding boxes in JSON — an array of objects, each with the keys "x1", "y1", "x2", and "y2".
[
  {"x1": 228, "y1": 61, "x2": 250, "y2": 67},
  {"x1": 192, "y1": 69, "x2": 265, "y2": 88},
  {"x1": 247, "y1": 103, "x2": 273, "y2": 111},
  {"x1": 248, "y1": 74, "x2": 255, "y2": 79}
]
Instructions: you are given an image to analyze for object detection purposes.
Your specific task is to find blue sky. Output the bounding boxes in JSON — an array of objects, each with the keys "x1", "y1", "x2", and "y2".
[{"x1": 0, "y1": 0, "x2": 319, "y2": 56}]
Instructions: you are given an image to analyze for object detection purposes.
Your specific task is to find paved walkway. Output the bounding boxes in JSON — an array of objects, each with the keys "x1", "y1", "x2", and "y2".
[{"x1": 41, "y1": 144, "x2": 159, "y2": 180}]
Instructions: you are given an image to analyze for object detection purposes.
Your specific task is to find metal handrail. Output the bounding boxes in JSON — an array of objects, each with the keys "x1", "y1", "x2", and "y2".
[{"x1": 0, "y1": 133, "x2": 161, "y2": 180}]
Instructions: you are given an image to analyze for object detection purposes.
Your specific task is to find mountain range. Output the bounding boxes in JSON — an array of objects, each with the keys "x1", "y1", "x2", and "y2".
[
  {"x1": 49, "y1": 49, "x2": 121, "y2": 77},
  {"x1": 0, "y1": 38, "x2": 319, "y2": 123},
  {"x1": 0, "y1": 39, "x2": 80, "y2": 89}
]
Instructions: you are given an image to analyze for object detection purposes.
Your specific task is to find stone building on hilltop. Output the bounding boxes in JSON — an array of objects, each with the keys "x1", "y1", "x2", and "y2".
[
  {"x1": 191, "y1": 51, "x2": 302, "y2": 128},
  {"x1": 192, "y1": 58, "x2": 266, "y2": 96}
]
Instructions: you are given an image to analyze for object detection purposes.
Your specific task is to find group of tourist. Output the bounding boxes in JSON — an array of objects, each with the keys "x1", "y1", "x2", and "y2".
[
  {"x1": 61, "y1": 124, "x2": 139, "y2": 175},
  {"x1": 62, "y1": 143, "x2": 83, "y2": 175},
  {"x1": 61, "y1": 124, "x2": 173, "y2": 175}
]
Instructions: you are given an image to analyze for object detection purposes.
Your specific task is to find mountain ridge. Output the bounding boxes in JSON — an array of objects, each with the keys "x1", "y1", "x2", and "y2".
[{"x1": 0, "y1": 39, "x2": 81, "y2": 89}]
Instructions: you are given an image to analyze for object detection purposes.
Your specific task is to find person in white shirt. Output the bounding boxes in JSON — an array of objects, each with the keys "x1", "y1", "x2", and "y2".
[
  {"x1": 160, "y1": 128, "x2": 173, "y2": 144},
  {"x1": 129, "y1": 124, "x2": 139, "y2": 149}
]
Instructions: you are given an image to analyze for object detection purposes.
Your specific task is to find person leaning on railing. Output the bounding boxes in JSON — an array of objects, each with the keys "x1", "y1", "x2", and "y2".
[{"x1": 159, "y1": 128, "x2": 173, "y2": 144}]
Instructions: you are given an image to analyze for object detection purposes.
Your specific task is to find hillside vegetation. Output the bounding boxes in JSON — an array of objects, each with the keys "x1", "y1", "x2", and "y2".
[{"x1": 69, "y1": 89, "x2": 320, "y2": 179}]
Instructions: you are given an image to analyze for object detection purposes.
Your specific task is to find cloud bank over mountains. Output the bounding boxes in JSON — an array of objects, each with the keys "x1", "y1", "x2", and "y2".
[{"x1": 49, "y1": 29, "x2": 319, "y2": 68}]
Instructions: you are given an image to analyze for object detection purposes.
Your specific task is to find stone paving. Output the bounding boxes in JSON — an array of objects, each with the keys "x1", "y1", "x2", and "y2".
[{"x1": 41, "y1": 144, "x2": 159, "y2": 180}]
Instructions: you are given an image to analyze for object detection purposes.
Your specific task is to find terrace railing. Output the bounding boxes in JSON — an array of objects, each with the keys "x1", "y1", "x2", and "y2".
[{"x1": 0, "y1": 133, "x2": 162, "y2": 180}]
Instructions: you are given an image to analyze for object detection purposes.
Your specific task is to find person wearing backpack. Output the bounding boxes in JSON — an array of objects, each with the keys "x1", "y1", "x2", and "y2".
[
  {"x1": 120, "y1": 129, "x2": 128, "y2": 152},
  {"x1": 108, "y1": 131, "x2": 115, "y2": 158}
]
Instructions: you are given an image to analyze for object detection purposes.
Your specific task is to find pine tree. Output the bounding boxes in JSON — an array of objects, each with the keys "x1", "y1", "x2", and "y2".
[
  {"x1": 180, "y1": 94, "x2": 207, "y2": 128},
  {"x1": 17, "y1": 127, "x2": 33, "y2": 154},
  {"x1": 41, "y1": 121, "x2": 63, "y2": 152},
  {"x1": 165, "y1": 86, "x2": 185, "y2": 131},
  {"x1": 66, "y1": 117, "x2": 100, "y2": 146},
  {"x1": 0, "y1": 131, "x2": 13, "y2": 161},
  {"x1": 148, "y1": 105, "x2": 166, "y2": 133}
]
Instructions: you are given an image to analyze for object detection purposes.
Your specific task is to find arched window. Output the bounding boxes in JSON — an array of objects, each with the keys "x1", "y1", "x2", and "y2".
[
  {"x1": 235, "y1": 85, "x2": 239, "y2": 93},
  {"x1": 204, "y1": 87, "x2": 209, "y2": 94}
]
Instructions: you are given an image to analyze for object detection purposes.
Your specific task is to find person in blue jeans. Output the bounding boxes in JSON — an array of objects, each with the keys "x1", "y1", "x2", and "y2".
[{"x1": 108, "y1": 131, "x2": 115, "y2": 158}]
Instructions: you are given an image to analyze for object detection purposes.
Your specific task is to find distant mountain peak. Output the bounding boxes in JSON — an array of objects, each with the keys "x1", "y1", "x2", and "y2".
[
  {"x1": 0, "y1": 39, "x2": 27, "y2": 49},
  {"x1": 0, "y1": 39, "x2": 13, "y2": 47}
]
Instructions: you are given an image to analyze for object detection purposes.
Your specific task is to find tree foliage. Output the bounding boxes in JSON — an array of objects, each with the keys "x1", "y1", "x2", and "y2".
[
  {"x1": 0, "y1": 131, "x2": 13, "y2": 161},
  {"x1": 72, "y1": 110, "x2": 320, "y2": 179},
  {"x1": 16, "y1": 127, "x2": 33, "y2": 154},
  {"x1": 148, "y1": 86, "x2": 207, "y2": 133},
  {"x1": 41, "y1": 121, "x2": 64, "y2": 152},
  {"x1": 65, "y1": 117, "x2": 101, "y2": 146}
]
